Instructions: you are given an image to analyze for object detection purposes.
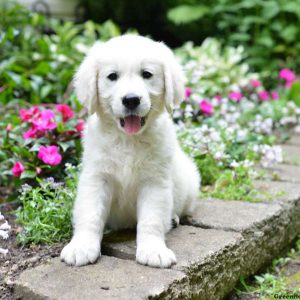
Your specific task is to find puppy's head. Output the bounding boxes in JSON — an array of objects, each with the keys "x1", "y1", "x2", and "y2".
[{"x1": 74, "y1": 34, "x2": 184, "y2": 135}]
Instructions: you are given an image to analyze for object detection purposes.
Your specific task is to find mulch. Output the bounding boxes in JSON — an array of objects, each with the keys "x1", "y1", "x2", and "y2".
[{"x1": 0, "y1": 203, "x2": 63, "y2": 300}]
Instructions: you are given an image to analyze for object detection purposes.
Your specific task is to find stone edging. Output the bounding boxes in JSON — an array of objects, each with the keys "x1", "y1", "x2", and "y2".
[{"x1": 14, "y1": 135, "x2": 300, "y2": 300}]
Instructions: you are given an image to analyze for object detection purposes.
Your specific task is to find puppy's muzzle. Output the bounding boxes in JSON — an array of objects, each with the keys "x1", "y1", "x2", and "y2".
[{"x1": 122, "y1": 94, "x2": 141, "y2": 110}]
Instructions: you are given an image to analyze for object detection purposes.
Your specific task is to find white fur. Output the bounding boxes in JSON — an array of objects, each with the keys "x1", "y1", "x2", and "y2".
[{"x1": 60, "y1": 35, "x2": 200, "y2": 268}]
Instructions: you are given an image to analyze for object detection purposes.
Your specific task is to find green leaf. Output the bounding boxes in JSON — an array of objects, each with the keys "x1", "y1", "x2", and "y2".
[
  {"x1": 20, "y1": 170, "x2": 37, "y2": 179},
  {"x1": 288, "y1": 82, "x2": 300, "y2": 107},
  {"x1": 167, "y1": 5, "x2": 210, "y2": 25},
  {"x1": 58, "y1": 142, "x2": 70, "y2": 152},
  {"x1": 262, "y1": 1, "x2": 280, "y2": 19},
  {"x1": 40, "y1": 85, "x2": 52, "y2": 99},
  {"x1": 280, "y1": 25, "x2": 298, "y2": 43}
]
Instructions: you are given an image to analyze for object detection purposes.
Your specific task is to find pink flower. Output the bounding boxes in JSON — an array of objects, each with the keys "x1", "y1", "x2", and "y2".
[
  {"x1": 38, "y1": 145, "x2": 62, "y2": 166},
  {"x1": 32, "y1": 110, "x2": 56, "y2": 131},
  {"x1": 19, "y1": 106, "x2": 40, "y2": 122},
  {"x1": 258, "y1": 90, "x2": 269, "y2": 101},
  {"x1": 250, "y1": 79, "x2": 261, "y2": 88},
  {"x1": 199, "y1": 99, "x2": 213, "y2": 116},
  {"x1": 23, "y1": 128, "x2": 38, "y2": 139},
  {"x1": 285, "y1": 81, "x2": 293, "y2": 88},
  {"x1": 6, "y1": 123, "x2": 12, "y2": 132},
  {"x1": 279, "y1": 68, "x2": 295, "y2": 82},
  {"x1": 56, "y1": 104, "x2": 75, "y2": 122},
  {"x1": 271, "y1": 91, "x2": 279, "y2": 100},
  {"x1": 75, "y1": 120, "x2": 85, "y2": 133},
  {"x1": 184, "y1": 87, "x2": 192, "y2": 98},
  {"x1": 215, "y1": 95, "x2": 222, "y2": 101},
  {"x1": 11, "y1": 162, "x2": 25, "y2": 177},
  {"x1": 229, "y1": 92, "x2": 242, "y2": 102}
]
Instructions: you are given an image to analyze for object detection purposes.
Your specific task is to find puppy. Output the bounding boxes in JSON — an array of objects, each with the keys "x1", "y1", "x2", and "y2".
[{"x1": 60, "y1": 35, "x2": 200, "y2": 268}]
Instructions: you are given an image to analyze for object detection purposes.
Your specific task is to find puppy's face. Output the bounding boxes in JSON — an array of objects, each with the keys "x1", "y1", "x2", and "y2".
[
  {"x1": 74, "y1": 35, "x2": 185, "y2": 136},
  {"x1": 99, "y1": 57, "x2": 164, "y2": 135}
]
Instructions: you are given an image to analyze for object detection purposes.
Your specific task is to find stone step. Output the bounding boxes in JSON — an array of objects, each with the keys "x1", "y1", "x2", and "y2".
[
  {"x1": 14, "y1": 179, "x2": 300, "y2": 300},
  {"x1": 14, "y1": 138, "x2": 300, "y2": 300},
  {"x1": 281, "y1": 144, "x2": 300, "y2": 165}
]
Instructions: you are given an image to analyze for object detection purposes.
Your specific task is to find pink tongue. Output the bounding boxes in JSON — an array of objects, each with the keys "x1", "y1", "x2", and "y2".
[{"x1": 124, "y1": 116, "x2": 141, "y2": 135}]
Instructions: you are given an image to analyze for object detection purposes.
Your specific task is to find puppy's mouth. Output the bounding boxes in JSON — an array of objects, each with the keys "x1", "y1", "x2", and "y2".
[{"x1": 120, "y1": 115, "x2": 146, "y2": 135}]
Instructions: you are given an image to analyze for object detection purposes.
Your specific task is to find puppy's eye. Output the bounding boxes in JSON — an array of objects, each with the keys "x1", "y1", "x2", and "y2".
[
  {"x1": 107, "y1": 72, "x2": 118, "y2": 81},
  {"x1": 141, "y1": 70, "x2": 153, "y2": 79}
]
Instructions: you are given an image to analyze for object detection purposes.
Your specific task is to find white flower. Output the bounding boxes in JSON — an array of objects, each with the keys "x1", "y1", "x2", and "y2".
[
  {"x1": 0, "y1": 248, "x2": 8, "y2": 256},
  {"x1": 260, "y1": 145, "x2": 282, "y2": 168},
  {"x1": 294, "y1": 125, "x2": 300, "y2": 133},
  {"x1": 0, "y1": 230, "x2": 9, "y2": 240},
  {"x1": 0, "y1": 221, "x2": 11, "y2": 231},
  {"x1": 230, "y1": 160, "x2": 239, "y2": 168}
]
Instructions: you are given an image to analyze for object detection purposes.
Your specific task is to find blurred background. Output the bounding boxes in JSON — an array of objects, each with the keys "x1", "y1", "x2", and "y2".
[{"x1": 14, "y1": 0, "x2": 300, "y2": 73}]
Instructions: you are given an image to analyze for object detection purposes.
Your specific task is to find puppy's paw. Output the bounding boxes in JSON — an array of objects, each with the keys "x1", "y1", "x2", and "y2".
[
  {"x1": 136, "y1": 241, "x2": 177, "y2": 268},
  {"x1": 60, "y1": 234, "x2": 100, "y2": 267}
]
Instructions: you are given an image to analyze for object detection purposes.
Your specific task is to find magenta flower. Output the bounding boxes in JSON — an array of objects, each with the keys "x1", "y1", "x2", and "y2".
[
  {"x1": 75, "y1": 120, "x2": 85, "y2": 133},
  {"x1": 258, "y1": 90, "x2": 269, "y2": 101},
  {"x1": 56, "y1": 104, "x2": 75, "y2": 122},
  {"x1": 32, "y1": 110, "x2": 56, "y2": 131},
  {"x1": 228, "y1": 91, "x2": 242, "y2": 102},
  {"x1": 199, "y1": 99, "x2": 213, "y2": 116},
  {"x1": 271, "y1": 91, "x2": 279, "y2": 100},
  {"x1": 23, "y1": 128, "x2": 38, "y2": 139},
  {"x1": 19, "y1": 106, "x2": 40, "y2": 122},
  {"x1": 184, "y1": 87, "x2": 192, "y2": 99},
  {"x1": 250, "y1": 79, "x2": 261, "y2": 88},
  {"x1": 279, "y1": 68, "x2": 295, "y2": 82},
  {"x1": 215, "y1": 95, "x2": 222, "y2": 101},
  {"x1": 11, "y1": 162, "x2": 25, "y2": 177},
  {"x1": 38, "y1": 145, "x2": 62, "y2": 166}
]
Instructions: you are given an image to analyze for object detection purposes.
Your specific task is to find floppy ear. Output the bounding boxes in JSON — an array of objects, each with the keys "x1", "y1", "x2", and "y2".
[
  {"x1": 73, "y1": 43, "x2": 102, "y2": 114},
  {"x1": 161, "y1": 44, "x2": 185, "y2": 113}
]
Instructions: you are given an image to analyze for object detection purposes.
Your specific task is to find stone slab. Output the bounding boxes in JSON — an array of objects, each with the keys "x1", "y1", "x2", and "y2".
[
  {"x1": 14, "y1": 256, "x2": 185, "y2": 300},
  {"x1": 102, "y1": 226, "x2": 241, "y2": 268},
  {"x1": 287, "y1": 134, "x2": 300, "y2": 146},
  {"x1": 182, "y1": 199, "x2": 282, "y2": 232},
  {"x1": 281, "y1": 144, "x2": 300, "y2": 165},
  {"x1": 264, "y1": 164, "x2": 300, "y2": 183}
]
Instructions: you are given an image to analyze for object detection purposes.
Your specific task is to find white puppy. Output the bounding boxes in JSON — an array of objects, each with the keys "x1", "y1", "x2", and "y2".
[{"x1": 60, "y1": 35, "x2": 200, "y2": 268}]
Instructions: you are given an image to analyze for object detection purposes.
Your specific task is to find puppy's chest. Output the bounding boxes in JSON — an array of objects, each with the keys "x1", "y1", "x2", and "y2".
[{"x1": 102, "y1": 140, "x2": 156, "y2": 184}]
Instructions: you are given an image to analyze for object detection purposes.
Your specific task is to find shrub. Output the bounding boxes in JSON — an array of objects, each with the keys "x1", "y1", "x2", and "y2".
[
  {"x1": 0, "y1": 1, "x2": 120, "y2": 105},
  {"x1": 168, "y1": 0, "x2": 300, "y2": 77},
  {"x1": 0, "y1": 102, "x2": 84, "y2": 190}
]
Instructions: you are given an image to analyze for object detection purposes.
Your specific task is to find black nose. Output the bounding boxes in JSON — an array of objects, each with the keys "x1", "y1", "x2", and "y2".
[{"x1": 122, "y1": 94, "x2": 140, "y2": 110}]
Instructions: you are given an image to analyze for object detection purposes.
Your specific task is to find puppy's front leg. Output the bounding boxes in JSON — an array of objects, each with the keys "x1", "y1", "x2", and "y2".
[
  {"x1": 61, "y1": 174, "x2": 112, "y2": 266},
  {"x1": 136, "y1": 182, "x2": 176, "y2": 268}
]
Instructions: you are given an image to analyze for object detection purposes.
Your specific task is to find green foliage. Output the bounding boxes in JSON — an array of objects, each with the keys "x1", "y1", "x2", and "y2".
[
  {"x1": 15, "y1": 164, "x2": 78, "y2": 245},
  {"x1": 168, "y1": 0, "x2": 300, "y2": 76},
  {"x1": 0, "y1": 1, "x2": 120, "y2": 105},
  {"x1": 176, "y1": 38, "x2": 256, "y2": 99},
  {"x1": 167, "y1": 5, "x2": 209, "y2": 25},
  {"x1": 207, "y1": 167, "x2": 262, "y2": 202},
  {"x1": 288, "y1": 82, "x2": 300, "y2": 107}
]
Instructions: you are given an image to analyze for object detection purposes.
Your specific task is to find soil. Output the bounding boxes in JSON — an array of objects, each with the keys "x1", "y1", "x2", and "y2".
[{"x1": 0, "y1": 203, "x2": 64, "y2": 300}]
